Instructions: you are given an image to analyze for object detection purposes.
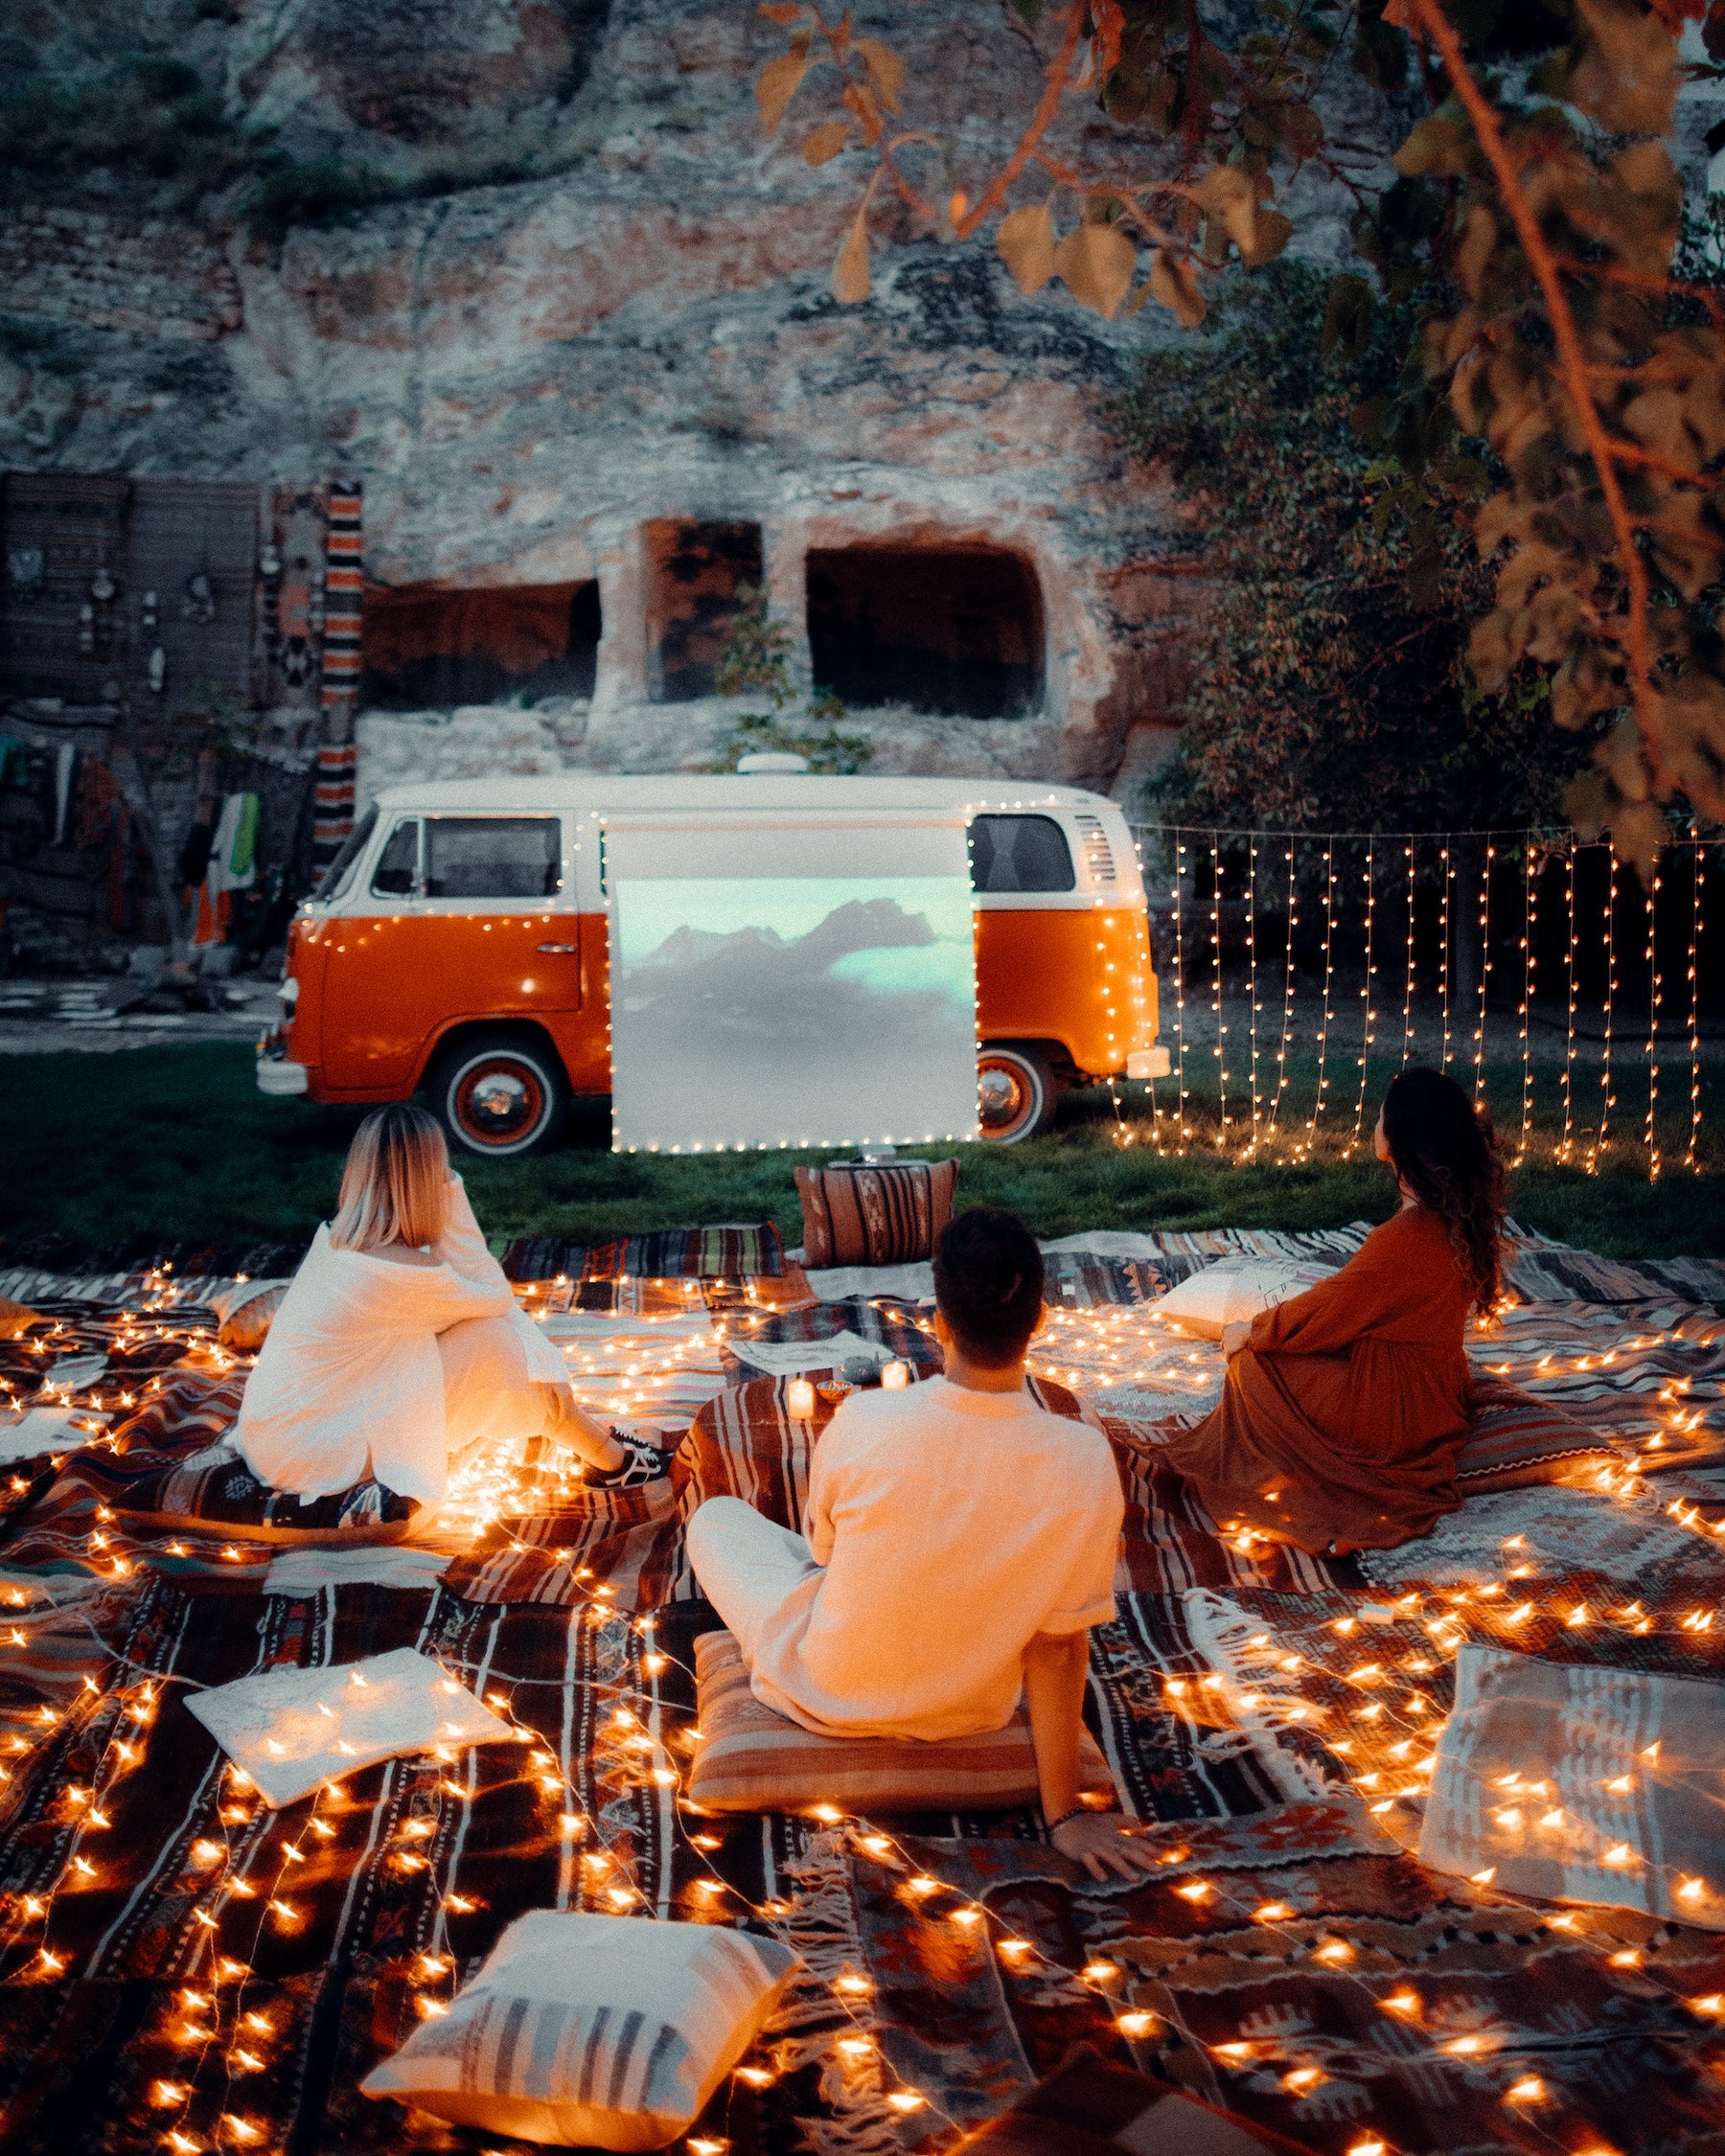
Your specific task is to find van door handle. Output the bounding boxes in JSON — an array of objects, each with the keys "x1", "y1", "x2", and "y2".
[{"x1": 537, "y1": 943, "x2": 578, "y2": 954}]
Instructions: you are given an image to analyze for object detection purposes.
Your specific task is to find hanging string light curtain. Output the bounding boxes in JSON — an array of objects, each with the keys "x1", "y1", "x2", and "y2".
[{"x1": 1130, "y1": 828, "x2": 1719, "y2": 1180}]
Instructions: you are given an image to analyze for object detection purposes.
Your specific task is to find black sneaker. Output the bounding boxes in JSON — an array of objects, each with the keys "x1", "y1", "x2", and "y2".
[{"x1": 584, "y1": 1432, "x2": 675, "y2": 1491}]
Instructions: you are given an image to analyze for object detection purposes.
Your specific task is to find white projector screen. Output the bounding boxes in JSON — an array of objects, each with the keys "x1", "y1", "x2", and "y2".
[{"x1": 605, "y1": 812, "x2": 979, "y2": 1153}]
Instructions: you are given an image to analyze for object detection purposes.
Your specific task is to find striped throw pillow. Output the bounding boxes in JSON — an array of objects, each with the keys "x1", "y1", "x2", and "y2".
[
  {"x1": 687, "y1": 1629, "x2": 1116, "y2": 1815},
  {"x1": 1457, "y1": 1377, "x2": 1620, "y2": 1493},
  {"x1": 362, "y1": 1911, "x2": 798, "y2": 2147},
  {"x1": 794, "y1": 1158, "x2": 958, "y2": 1269}
]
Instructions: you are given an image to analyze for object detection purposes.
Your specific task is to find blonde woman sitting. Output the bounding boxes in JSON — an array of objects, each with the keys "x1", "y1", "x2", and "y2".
[{"x1": 236, "y1": 1104, "x2": 667, "y2": 1510}]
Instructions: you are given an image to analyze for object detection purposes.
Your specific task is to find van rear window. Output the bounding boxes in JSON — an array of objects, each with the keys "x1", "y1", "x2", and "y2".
[
  {"x1": 425, "y1": 817, "x2": 563, "y2": 899},
  {"x1": 968, "y1": 814, "x2": 1075, "y2": 893}
]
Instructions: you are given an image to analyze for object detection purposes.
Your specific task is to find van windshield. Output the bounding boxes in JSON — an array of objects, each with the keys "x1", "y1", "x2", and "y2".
[{"x1": 315, "y1": 805, "x2": 378, "y2": 900}]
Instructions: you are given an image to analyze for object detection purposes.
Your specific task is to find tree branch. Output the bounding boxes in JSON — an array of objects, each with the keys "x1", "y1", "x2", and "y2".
[
  {"x1": 1401, "y1": 0, "x2": 1661, "y2": 781},
  {"x1": 954, "y1": 0, "x2": 1088, "y2": 241}
]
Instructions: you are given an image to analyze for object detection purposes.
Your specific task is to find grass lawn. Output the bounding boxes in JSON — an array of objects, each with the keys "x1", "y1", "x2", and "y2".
[{"x1": 0, "y1": 1044, "x2": 1720, "y2": 1261}]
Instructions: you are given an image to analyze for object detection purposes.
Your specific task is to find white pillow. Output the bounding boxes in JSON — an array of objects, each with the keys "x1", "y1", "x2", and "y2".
[
  {"x1": 186, "y1": 1646, "x2": 516, "y2": 1808},
  {"x1": 1155, "y1": 1256, "x2": 1337, "y2": 1340},
  {"x1": 362, "y1": 1911, "x2": 800, "y2": 2149}
]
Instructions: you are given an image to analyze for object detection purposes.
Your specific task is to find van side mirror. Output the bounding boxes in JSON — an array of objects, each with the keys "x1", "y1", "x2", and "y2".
[{"x1": 373, "y1": 866, "x2": 417, "y2": 897}]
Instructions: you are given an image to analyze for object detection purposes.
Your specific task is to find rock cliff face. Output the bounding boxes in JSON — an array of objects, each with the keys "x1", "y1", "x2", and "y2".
[{"x1": 1, "y1": 0, "x2": 1404, "y2": 796}]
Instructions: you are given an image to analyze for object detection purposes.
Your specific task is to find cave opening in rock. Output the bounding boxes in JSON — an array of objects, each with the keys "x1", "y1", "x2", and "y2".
[
  {"x1": 644, "y1": 519, "x2": 764, "y2": 701},
  {"x1": 805, "y1": 545, "x2": 1045, "y2": 718},
  {"x1": 360, "y1": 581, "x2": 601, "y2": 709}
]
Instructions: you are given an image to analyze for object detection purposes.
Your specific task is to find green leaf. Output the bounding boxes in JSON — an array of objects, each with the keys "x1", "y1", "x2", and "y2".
[{"x1": 1008, "y1": 0, "x2": 1043, "y2": 21}]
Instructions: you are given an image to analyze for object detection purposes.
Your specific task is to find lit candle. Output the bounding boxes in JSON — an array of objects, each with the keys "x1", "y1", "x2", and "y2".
[
  {"x1": 787, "y1": 1378, "x2": 816, "y2": 1419},
  {"x1": 881, "y1": 1360, "x2": 910, "y2": 1390}
]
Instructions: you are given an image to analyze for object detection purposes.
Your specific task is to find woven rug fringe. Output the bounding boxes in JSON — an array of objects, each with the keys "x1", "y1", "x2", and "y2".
[
  {"x1": 768, "y1": 1829, "x2": 910, "y2": 2156},
  {"x1": 1180, "y1": 1587, "x2": 1345, "y2": 1808}
]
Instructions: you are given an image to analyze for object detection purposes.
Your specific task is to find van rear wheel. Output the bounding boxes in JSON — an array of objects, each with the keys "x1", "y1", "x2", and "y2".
[
  {"x1": 978, "y1": 1043, "x2": 1061, "y2": 1144},
  {"x1": 427, "y1": 1031, "x2": 568, "y2": 1158}
]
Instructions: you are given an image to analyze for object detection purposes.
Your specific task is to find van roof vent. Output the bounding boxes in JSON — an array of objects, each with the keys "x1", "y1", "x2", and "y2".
[{"x1": 1073, "y1": 814, "x2": 1117, "y2": 883}]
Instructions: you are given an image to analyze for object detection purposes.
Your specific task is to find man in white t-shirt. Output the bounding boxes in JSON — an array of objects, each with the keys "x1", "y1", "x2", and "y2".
[{"x1": 687, "y1": 1206, "x2": 1157, "y2": 1881}]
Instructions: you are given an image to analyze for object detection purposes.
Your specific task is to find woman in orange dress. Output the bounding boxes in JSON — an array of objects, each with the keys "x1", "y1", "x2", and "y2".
[{"x1": 1160, "y1": 1067, "x2": 1507, "y2": 1554}]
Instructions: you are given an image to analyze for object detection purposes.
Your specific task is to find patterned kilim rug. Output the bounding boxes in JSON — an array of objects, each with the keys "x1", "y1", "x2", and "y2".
[{"x1": 0, "y1": 1230, "x2": 1717, "y2": 2153}]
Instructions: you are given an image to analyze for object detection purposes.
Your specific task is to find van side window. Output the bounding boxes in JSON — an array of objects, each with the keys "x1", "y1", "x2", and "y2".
[
  {"x1": 425, "y1": 817, "x2": 563, "y2": 900},
  {"x1": 968, "y1": 814, "x2": 1075, "y2": 893},
  {"x1": 371, "y1": 818, "x2": 421, "y2": 897}
]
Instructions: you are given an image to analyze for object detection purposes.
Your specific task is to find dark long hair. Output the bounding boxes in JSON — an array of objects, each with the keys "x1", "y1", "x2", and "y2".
[{"x1": 1380, "y1": 1067, "x2": 1507, "y2": 1312}]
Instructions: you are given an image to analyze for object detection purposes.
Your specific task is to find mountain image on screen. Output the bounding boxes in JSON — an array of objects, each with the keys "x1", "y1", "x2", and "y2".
[{"x1": 610, "y1": 877, "x2": 978, "y2": 1149}]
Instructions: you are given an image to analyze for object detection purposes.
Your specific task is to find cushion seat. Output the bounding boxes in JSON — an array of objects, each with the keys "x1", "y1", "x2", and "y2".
[
  {"x1": 688, "y1": 1629, "x2": 1116, "y2": 1815},
  {"x1": 1457, "y1": 1376, "x2": 1620, "y2": 1493},
  {"x1": 111, "y1": 1447, "x2": 420, "y2": 1545}
]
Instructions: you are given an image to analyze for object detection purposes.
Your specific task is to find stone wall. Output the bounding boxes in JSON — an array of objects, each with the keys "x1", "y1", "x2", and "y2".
[
  {"x1": 34, "y1": 1, "x2": 1705, "y2": 810},
  {"x1": 0, "y1": 207, "x2": 242, "y2": 344}
]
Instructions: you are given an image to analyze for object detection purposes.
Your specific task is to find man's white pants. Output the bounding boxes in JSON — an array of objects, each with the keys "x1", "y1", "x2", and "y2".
[{"x1": 685, "y1": 1495, "x2": 818, "y2": 1663}]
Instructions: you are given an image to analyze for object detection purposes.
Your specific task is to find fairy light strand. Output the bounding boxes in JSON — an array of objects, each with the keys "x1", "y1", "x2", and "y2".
[
  {"x1": 1516, "y1": 839, "x2": 1537, "y2": 1165},
  {"x1": 1590, "y1": 841, "x2": 1619, "y2": 1174},
  {"x1": 1560, "y1": 840, "x2": 1578, "y2": 1162},
  {"x1": 1305, "y1": 845, "x2": 1338, "y2": 1158},
  {"x1": 1645, "y1": 856, "x2": 1664, "y2": 1181},
  {"x1": 1170, "y1": 836, "x2": 1190, "y2": 1151},
  {"x1": 1439, "y1": 841, "x2": 1456, "y2": 1073},
  {"x1": 1210, "y1": 831, "x2": 1230, "y2": 1151},
  {"x1": 1400, "y1": 840, "x2": 1417, "y2": 1070},
  {"x1": 1472, "y1": 840, "x2": 1495, "y2": 1106},
  {"x1": 1267, "y1": 842, "x2": 1299, "y2": 1145},
  {"x1": 1246, "y1": 837, "x2": 1263, "y2": 1158},
  {"x1": 1349, "y1": 838, "x2": 1378, "y2": 1155},
  {"x1": 1687, "y1": 837, "x2": 1706, "y2": 1173}
]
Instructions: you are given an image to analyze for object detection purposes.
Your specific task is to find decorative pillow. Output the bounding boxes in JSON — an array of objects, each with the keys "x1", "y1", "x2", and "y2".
[
  {"x1": 688, "y1": 1630, "x2": 1116, "y2": 1815},
  {"x1": 189, "y1": 1646, "x2": 516, "y2": 1808},
  {"x1": 361, "y1": 1910, "x2": 800, "y2": 2149},
  {"x1": 0, "y1": 1296, "x2": 43, "y2": 1342},
  {"x1": 210, "y1": 1277, "x2": 291, "y2": 1353},
  {"x1": 951, "y1": 2042, "x2": 1311, "y2": 2154},
  {"x1": 794, "y1": 1158, "x2": 958, "y2": 1270},
  {"x1": 1419, "y1": 1644, "x2": 1725, "y2": 1930},
  {"x1": 1154, "y1": 1257, "x2": 1336, "y2": 1341},
  {"x1": 1457, "y1": 1376, "x2": 1620, "y2": 1493},
  {"x1": 110, "y1": 1443, "x2": 420, "y2": 1546}
]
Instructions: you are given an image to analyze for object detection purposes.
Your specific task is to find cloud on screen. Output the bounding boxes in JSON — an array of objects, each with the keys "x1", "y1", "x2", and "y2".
[{"x1": 610, "y1": 876, "x2": 978, "y2": 1147}]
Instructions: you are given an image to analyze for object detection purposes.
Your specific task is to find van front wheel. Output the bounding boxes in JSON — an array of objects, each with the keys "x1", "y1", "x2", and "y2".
[
  {"x1": 978, "y1": 1044, "x2": 1060, "y2": 1144},
  {"x1": 427, "y1": 1032, "x2": 568, "y2": 1158}
]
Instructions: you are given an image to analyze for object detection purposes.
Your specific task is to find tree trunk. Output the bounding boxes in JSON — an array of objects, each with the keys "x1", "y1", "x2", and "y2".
[{"x1": 109, "y1": 702, "x2": 193, "y2": 971}]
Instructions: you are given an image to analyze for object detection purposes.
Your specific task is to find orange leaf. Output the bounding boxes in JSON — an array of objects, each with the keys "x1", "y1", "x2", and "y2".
[
  {"x1": 832, "y1": 205, "x2": 871, "y2": 304},
  {"x1": 1148, "y1": 248, "x2": 1207, "y2": 329},
  {"x1": 996, "y1": 203, "x2": 1056, "y2": 294},
  {"x1": 841, "y1": 79, "x2": 882, "y2": 134},
  {"x1": 804, "y1": 121, "x2": 850, "y2": 166},
  {"x1": 853, "y1": 37, "x2": 905, "y2": 113},
  {"x1": 1239, "y1": 207, "x2": 1292, "y2": 269},
  {"x1": 1053, "y1": 222, "x2": 1136, "y2": 320},
  {"x1": 757, "y1": 2, "x2": 805, "y2": 20},
  {"x1": 757, "y1": 50, "x2": 808, "y2": 134}
]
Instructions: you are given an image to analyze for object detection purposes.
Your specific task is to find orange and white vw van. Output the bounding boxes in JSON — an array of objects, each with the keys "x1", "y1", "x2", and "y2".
[{"x1": 257, "y1": 774, "x2": 1165, "y2": 1152}]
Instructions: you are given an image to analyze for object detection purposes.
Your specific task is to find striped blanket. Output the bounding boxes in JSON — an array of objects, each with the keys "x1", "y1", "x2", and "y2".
[
  {"x1": 0, "y1": 1228, "x2": 1717, "y2": 2155},
  {"x1": 500, "y1": 1222, "x2": 786, "y2": 1282}
]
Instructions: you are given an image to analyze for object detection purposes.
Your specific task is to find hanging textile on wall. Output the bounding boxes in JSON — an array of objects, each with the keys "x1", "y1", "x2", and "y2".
[
  {"x1": 193, "y1": 791, "x2": 260, "y2": 947},
  {"x1": 312, "y1": 482, "x2": 363, "y2": 871}
]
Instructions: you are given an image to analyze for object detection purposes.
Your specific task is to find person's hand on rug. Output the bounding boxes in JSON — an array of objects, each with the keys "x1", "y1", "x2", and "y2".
[
  {"x1": 1220, "y1": 1320, "x2": 1252, "y2": 1360},
  {"x1": 1049, "y1": 1810, "x2": 1161, "y2": 1881}
]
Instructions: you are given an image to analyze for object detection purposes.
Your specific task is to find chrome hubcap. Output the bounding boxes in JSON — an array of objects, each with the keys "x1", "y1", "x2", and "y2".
[
  {"x1": 978, "y1": 1064, "x2": 1030, "y2": 1133},
  {"x1": 456, "y1": 1064, "x2": 542, "y2": 1142}
]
